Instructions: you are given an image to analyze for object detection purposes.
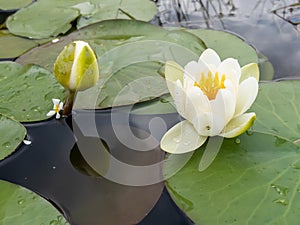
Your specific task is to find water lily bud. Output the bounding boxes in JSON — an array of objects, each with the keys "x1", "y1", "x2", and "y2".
[{"x1": 54, "y1": 40, "x2": 99, "y2": 91}]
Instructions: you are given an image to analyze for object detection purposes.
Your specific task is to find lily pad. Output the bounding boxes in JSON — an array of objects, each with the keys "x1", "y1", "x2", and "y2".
[
  {"x1": 6, "y1": 0, "x2": 80, "y2": 39},
  {"x1": 17, "y1": 20, "x2": 206, "y2": 72},
  {"x1": 0, "y1": 61, "x2": 65, "y2": 122},
  {"x1": 0, "y1": 114, "x2": 26, "y2": 161},
  {"x1": 0, "y1": 30, "x2": 50, "y2": 59},
  {"x1": 166, "y1": 80, "x2": 300, "y2": 225},
  {"x1": 6, "y1": 0, "x2": 157, "y2": 39},
  {"x1": 0, "y1": 0, "x2": 32, "y2": 11},
  {"x1": 76, "y1": 0, "x2": 158, "y2": 29},
  {"x1": 0, "y1": 180, "x2": 69, "y2": 224},
  {"x1": 16, "y1": 20, "x2": 205, "y2": 109},
  {"x1": 16, "y1": 20, "x2": 261, "y2": 110},
  {"x1": 187, "y1": 29, "x2": 273, "y2": 80}
]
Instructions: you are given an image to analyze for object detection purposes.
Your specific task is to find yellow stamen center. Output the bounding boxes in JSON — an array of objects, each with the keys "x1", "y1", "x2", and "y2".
[
  {"x1": 194, "y1": 71, "x2": 226, "y2": 100},
  {"x1": 54, "y1": 104, "x2": 60, "y2": 113}
]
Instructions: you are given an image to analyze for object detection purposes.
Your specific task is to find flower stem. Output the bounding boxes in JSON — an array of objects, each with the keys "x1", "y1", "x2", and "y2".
[{"x1": 62, "y1": 90, "x2": 75, "y2": 116}]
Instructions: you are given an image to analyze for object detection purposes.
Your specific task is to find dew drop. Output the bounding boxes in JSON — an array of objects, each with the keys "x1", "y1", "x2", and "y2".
[
  {"x1": 35, "y1": 73, "x2": 45, "y2": 81},
  {"x1": 271, "y1": 184, "x2": 289, "y2": 196},
  {"x1": 173, "y1": 137, "x2": 181, "y2": 143},
  {"x1": 2, "y1": 141, "x2": 11, "y2": 148},
  {"x1": 30, "y1": 106, "x2": 41, "y2": 112},
  {"x1": 275, "y1": 137, "x2": 287, "y2": 146},
  {"x1": 49, "y1": 220, "x2": 58, "y2": 225},
  {"x1": 234, "y1": 138, "x2": 240, "y2": 144},
  {"x1": 246, "y1": 130, "x2": 253, "y2": 136},
  {"x1": 57, "y1": 215, "x2": 62, "y2": 222},
  {"x1": 52, "y1": 38, "x2": 60, "y2": 43},
  {"x1": 183, "y1": 141, "x2": 191, "y2": 146},
  {"x1": 17, "y1": 199, "x2": 24, "y2": 205},
  {"x1": 273, "y1": 198, "x2": 288, "y2": 206},
  {"x1": 291, "y1": 164, "x2": 300, "y2": 170},
  {"x1": 0, "y1": 75, "x2": 7, "y2": 82},
  {"x1": 160, "y1": 98, "x2": 169, "y2": 103}
]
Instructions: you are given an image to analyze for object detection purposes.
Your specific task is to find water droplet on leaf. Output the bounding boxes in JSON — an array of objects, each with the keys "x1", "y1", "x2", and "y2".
[
  {"x1": 271, "y1": 184, "x2": 289, "y2": 196},
  {"x1": 160, "y1": 98, "x2": 169, "y2": 103},
  {"x1": 173, "y1": 137, "x2": 181, "y2": 143},
  {"x1": 273, "y1": 198, "x2": 288, "y2": 206},
  {"x1": 246, "y1": 130, "x2": 253, "y2": 136},
  {"x1": 234, "y1": 138, "x2": 240, "y2": 144},
  {"x1": 17, "y1": 199, "x2": 24, "y2": 205},
  {"x1": 2, "y1": 141, "x2": 11, "y2": 148},
  {"x1": 183, "y1": 141, "x2": 191, "y2": 146}
]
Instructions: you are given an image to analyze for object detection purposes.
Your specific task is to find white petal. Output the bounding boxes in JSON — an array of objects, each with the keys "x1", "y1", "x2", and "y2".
[
  {"x1": 59, "y1": 102, "x2": 64, "y2": 110},
  {"x1": 46, "y1": 110, "x2": 56, "y2": 117},
  {"x1": 184, "y1": 60, "x2": 210, "y2": 82},
  {"x1": 234, "y1": 77, "x2": 258, "y2": 117},
  {"x1": 164, "y1": 61, "x2": 184, "y2": 97},
  {"x1": 220, "y1": 112, "x2": 256, "y2": 138},
  {"x1": 52, "y1": 98, "x2": 60, "y2": 105},
  {"x1": 192, "y1": 112, "x2": 213, "y2": 136},
  {"x1": 160, "y1": 120, "x2": 207, "y2": 154},
  {"x1": 198, "y1": 136, "x2": 223, "y2": 171},
  {"x1": 240, "y1": 63, "x2": 259, "y2": 83},
  {"x1": 211, "y1": 89, "x2": 235, "y2": 126},
  {"x1": 172, "y1": 80, "x2": 186, "y2": 118},
  {"x1": 55, "y1": 113, "x2": 61, "y2": 119},
  {"x1": 199, "y1": 48, "x2": 221, "y2": 67},
  {"x1": 218, "y1": 58, "x2": 241, "y2": 84},
  {"x1": 210, "y1": 109, "x2": 227, "y2": 136},
  {"x1": 184, "y1": 86, "x2": 210, "y2": 122}
]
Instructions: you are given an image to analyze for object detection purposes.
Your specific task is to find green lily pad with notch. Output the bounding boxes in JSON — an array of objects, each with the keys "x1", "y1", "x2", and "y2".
[
  {"x1": 0, "y1": 0, "x2": 32, "y2": 11},
  {"x1": 6, "y1": 0, "x2": 157, "y2": 39},
  {"x1": 0, "y1": 180, "x2": 69, "y2": 225},
  {"x1": 0, "y1": 61, "x2": 65, "y2": 122},
  {"x1": 0, "y1": 114, "x2": 26, "y2": 161},
  {"x1": 0, "y1": 30, "x2": 50, "y2": 59},
  {"x1": 165, "y1": 80, "x2": 300, "y2": 225},
  {"x1": 6, "y1": 0, "x2": 80, "y2": 39}
]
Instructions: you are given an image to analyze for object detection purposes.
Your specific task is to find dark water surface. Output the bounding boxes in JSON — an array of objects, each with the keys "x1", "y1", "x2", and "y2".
[
  {"x1": 0, "y1": 110, "x2": 194, "y2": 225},
  {"x1": 153, "y1": 0, "x2": 300, "y2": 79}
]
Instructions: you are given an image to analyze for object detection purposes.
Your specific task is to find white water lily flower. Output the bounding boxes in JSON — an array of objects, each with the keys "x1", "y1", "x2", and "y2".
[
  {"x1": 46, "y1": 98, "x2": 64, "y2": 119},
  {"x1": 161, "y1": 48, "x2": 259, "y2": 154}
]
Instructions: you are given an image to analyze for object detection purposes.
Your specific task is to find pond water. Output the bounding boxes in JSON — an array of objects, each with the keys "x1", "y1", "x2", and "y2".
[{"x1": 152, "y1": 0, "x2": 300, "y2": 79}]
